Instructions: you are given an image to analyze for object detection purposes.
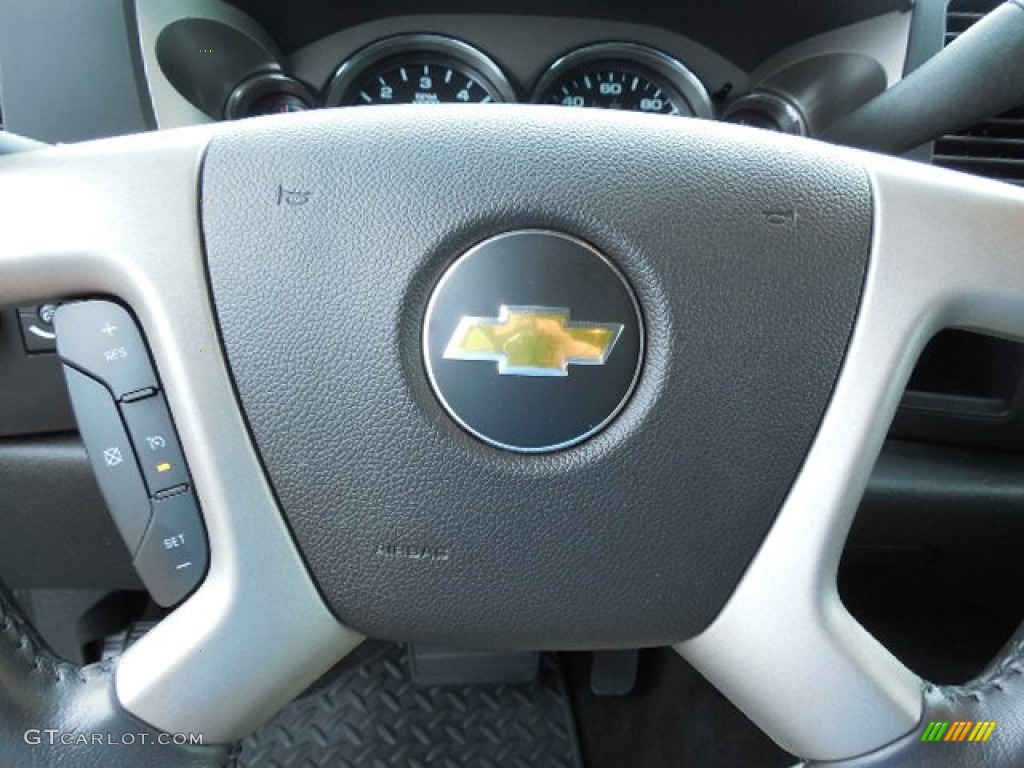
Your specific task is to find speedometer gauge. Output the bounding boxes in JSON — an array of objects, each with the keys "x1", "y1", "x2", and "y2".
[
  {"x1": 322, "y1": 34, "x2": 516, "y2": 107},
  {"x1": 532, "y1": 43, "x2": 712, "y2": 118},
  {"x1": 546, "y1": 70, "x2": 679, "y2": 114}
]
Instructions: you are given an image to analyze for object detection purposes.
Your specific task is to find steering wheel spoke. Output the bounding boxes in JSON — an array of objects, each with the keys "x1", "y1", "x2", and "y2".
[
  {"x1": 0, "y1": 130, "x2": 362, "y2": 743},
  {"x1": 678, "y1": 158, "x2": 1024, "y2": 760}
]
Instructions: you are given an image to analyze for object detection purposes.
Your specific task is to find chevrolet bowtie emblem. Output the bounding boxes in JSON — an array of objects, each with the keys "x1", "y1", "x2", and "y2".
[{"x1": 443, "y1": 305, "x2": 624, "y2": 377}]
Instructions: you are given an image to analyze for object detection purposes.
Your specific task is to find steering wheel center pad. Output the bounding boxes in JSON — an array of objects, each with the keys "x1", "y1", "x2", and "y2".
[{"x1": 201, "y1": 105, "x2": 871, "y2": 648}]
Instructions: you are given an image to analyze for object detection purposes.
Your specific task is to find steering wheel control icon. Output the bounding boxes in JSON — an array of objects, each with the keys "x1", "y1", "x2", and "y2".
[{"x1": 102, "y1": 446, "x2": 124, "y2": 467}]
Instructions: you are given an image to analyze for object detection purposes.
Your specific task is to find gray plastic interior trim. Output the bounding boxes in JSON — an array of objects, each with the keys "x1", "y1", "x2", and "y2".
[
  {"x1": 133, "y1": 0, "x2": 281, "y2": 129},
  {"x1": 677, "y1": 158, "x2": 1024, "y2": 760},
  {"x1": 749, "y1": 11, "x2": 911, "y2": 89},
  {"x1": 0, "y1": 126, "x2": 363, "y2": 743},
  {"x1": 133, "y1": 8, "x2": 911, "y2": 130},
  {"x1": 0, "y1": 131, "x2": 47, "y2": 155},
  {"x1": 287, "y1": 14, "x2": 747, "y2": 103},
  {"x1": 903, "y1": 0, "x2": 949, "y2": 77}
]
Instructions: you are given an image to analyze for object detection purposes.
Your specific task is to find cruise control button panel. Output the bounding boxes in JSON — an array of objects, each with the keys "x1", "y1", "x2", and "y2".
[
  {"x1": 55, "y1": 299, "x2": 208, "y2": 606},
  {"x1": 62, "y1": 366, "x2": 152, "y2": 554},
  {"x1": 54, "y1": 301, "x2": 158, "y2": 398}
]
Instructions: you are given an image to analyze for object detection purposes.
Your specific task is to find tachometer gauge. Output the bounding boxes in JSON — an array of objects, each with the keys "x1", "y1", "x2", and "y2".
[
  {"x1": 532, "y1": 43, "x2": 712, "y2": 118},
  {"x1": 322, "y1": 34, "x2": 516, "y2": 107}
]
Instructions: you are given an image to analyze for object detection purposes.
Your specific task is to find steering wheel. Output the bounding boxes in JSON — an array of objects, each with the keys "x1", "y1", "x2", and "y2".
[{"x1": 1, "y1": 97, "x2": 1024, "y2": 768}]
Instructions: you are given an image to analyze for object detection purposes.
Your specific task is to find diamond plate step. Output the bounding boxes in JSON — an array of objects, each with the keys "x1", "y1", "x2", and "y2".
[{"x1": 240, "y1": 644, "x2": 582, "y2": 768}]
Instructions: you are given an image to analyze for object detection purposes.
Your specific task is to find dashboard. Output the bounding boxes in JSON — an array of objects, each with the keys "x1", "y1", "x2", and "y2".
[
  {"x1": 223, "y1": 35, "x2": 712, "y2": 118},
  {"x1": 309, "y1": 37, "x2": 710, "y2": 117},
  {"x1": 0, "y1": 0, "x2": 950, "y2": 149},
  {"x1": 134, "y1": 1, "x2": 918, "y2": 139}
]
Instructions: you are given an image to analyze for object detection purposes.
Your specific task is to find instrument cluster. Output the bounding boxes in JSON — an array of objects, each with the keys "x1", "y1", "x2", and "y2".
[{"x1": 226, "y1": 33, "x2": 713, "y2": 120}]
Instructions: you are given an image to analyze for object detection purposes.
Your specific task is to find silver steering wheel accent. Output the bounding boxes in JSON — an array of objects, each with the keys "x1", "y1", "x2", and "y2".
[
  {"x1": 679, "y1": 159, "x2": 1024, "y2": 758},
  {"x1": 1, "y1": 111, "x2": 1022, "y2": 763},
  {"x1": 0, "y1": 128, "x2": 363, "y2": 742}
]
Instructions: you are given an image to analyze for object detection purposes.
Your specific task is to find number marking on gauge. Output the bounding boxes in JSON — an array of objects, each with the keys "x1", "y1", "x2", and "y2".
[
  {"x1": 531, "y1": 43, "x2": 712, "y2": 118},
  {"x1": 324, "y1": 34, "x2": 516, "y2": 108}
]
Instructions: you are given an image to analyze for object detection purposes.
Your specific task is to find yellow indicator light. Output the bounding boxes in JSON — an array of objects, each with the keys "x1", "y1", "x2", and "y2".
[{"x1": 156, "y1": 462, "x2": 172, "y2": 473}]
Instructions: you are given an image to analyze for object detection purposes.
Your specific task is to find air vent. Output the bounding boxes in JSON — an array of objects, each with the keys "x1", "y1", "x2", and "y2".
[
  {"x1": 943, "y1": 0, "x2": 997, "y2": 45},
  {"x1": 933, "y1": 0, "x2": 1024, "y2": 185}
]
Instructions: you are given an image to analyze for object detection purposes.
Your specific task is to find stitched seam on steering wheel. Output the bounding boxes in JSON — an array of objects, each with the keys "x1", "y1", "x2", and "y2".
[
  {"x1": 942, "y1": 634, "x2": 1024, "y2": 704},
  {"x1": 223, "y1": 743, "x2": 243, "y2": 768},
  {"x1": 1, "y1": 592, "x2": 237, "y2": 760},
  {"x1": 0, "y1": 598, "x2": 43, "y2": 664},
  {"x1": 0, "y1": 590, "x2": 86, "y2": 684}
]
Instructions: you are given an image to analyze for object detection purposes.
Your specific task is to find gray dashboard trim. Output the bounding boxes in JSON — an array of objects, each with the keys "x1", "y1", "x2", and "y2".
[
  {"x1": 134, "y1": 7, "x2": 913, "y2": 131},
  {"x1": 0, "y1": 127, "x2": 363, "y2": 743},
  {"x1": 0, "y1": 0, "x2": 153, "y2": 142},
  {"x1": 900, "y1": 0, "x2": 947, "y2": 162},
  {"x1": 902, "y1": 0, "x2": 948, "y2": 76},
  {"x1": 122, "y1": 0, "x2": 158, "y2": 132},
  {"x1": 287, "y1": 14, "x2": 748, "y2": 103},
  {"x1": 133, "y1": 0, "x2": 282, "y2": 129},
  {"x1": 749, "y1": 11, "x2": 911, "y2": 90},
  {"x1": 678, "y1": 159, "x2": 1024, "y2": 760}
]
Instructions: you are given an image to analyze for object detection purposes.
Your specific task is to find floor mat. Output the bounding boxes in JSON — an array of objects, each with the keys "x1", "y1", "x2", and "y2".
[
  {"x1": 563, "y1": 648, "x2": 794, "y2": 768},
  {"x1": 240, "y1": 644, "x2": 583, "y2": 768}
]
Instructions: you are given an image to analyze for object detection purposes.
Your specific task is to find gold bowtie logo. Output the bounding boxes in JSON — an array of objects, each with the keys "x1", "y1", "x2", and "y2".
[{"x1": 443, "y1": 306, "x2": 623, "y2": 377}]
